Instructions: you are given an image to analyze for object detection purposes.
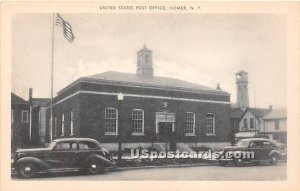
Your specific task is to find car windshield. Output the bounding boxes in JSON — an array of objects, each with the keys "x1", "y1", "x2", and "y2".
[{"x1": 235, "y1": 140, "x2": 249, "y2": 147}]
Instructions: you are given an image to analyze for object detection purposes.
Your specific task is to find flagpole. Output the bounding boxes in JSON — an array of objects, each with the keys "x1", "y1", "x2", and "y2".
[{"x1": 50, "y1": 13, "x2": 55, "y2": 142}]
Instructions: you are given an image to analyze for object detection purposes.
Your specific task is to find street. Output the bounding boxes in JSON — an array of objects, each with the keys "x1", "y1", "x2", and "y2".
[{"x1": 13, "y1": 163, "x2": 286, "y2": 181}]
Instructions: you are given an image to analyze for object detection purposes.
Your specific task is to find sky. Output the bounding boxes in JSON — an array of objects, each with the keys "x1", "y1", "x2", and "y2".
[{"x1": 11, "y1": 13, "x2": 286, "y2": 108}]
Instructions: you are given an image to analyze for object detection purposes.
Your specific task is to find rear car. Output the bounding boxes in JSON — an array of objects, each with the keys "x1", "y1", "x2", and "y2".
[
  {"x1": 218, "y1": 138, "x2": 283, "y2": 166},
  {"x1": 13, "y1": 138, "x2": 115, "y2": 178}
]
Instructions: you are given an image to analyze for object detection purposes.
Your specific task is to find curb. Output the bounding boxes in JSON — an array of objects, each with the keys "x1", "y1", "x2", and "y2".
[
  {"x1": 111, "y1": 162, "x2": 216, "y2": 172},
  {"x1": 11, "y1": 161, "x2": 216, "y2": 176}
]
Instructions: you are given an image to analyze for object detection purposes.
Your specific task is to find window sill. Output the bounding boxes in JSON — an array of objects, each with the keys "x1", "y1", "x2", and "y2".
[
  {"x1": 206, "y1": 134, "x2": 216, "y2": 136},
  {"x1": 185, "y1": 133, "x2": 196, "y2": 136},
  {"x1": 132, "y1": 133, "x2": 145, "y2": 136},
  {"x1": 105, "y1": 133, "x2": 119, "y2": 136}
]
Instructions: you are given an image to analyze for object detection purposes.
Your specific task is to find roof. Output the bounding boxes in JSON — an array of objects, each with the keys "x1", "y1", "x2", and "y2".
[
  {"x1": 245, "y1": 108, "x2": 271, "y2": 119},
  {"x1": 239, "y1": 138, "x2": 269, "y2": 141},
  {"x1": 263, "y1": 109, "x2": 287, "y2": 120},
  {"x1": 52, "y1": 137, "x2": 99, "y2": 142},
  {"x1": 236, "y1": 70, "x2": 248, "y2": 74},
  {"x1": 137, "y1": 45, "x2": 152, "y2": 53},
  {"x1": 11, "y1": 93, "x2": 28, "y2": 105},
  {"x1": 69, "y1": 71, "x2": 230, "y2": 96},
  {"x1": 230, "y1": 108, "x2": 244, "y2": 118}
]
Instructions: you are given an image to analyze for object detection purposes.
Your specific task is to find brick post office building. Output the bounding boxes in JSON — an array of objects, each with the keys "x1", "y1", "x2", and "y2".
[{"x1": 46, "y1": 46, "x2": 232, "y2": 151}]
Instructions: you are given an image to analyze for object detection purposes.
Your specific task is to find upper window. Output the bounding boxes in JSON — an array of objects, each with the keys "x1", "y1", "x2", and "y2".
[
  {"x1": 21, "y1": 110, "x2": 29, "y2": 123},
  {"x1": 206, "y1": 113, "x2": 215, "y2": 135},
  {"x1": 275, "y1": 120, "x2": 280, "y2": 130},
  {"x1": 243, "y1": 118, "x2": 248, "y2": 129},
  {"x1": 185, "y1": 112, "x2": 195, "y2": 135},
  {"x1": 54, "y1": 117, "x2": 57, "y2": 137},
  {"x1": 132, "y1": 109, "x2": 144, "y2": 135},
  {"x1": 70, "y1": 109, "x2": 74, "y2": 135},
  {"x1": 61, "y1": 113, "x2": 65, "y2": 136},
  {"x1": 250, "y1": 118, "x2": 254, "y2": 129},
  {"x1": 105, "y1": 108, "x2": 118, "y2": 135}
]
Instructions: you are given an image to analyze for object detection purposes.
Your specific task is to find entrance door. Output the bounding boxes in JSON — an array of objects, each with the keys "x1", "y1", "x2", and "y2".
[{"x1": 158, "y1": 122, "x2": 176, "y2": 151}]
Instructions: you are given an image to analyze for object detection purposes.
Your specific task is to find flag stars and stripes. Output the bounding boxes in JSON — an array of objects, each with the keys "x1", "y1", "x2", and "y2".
[{"x1": 56, "y1": 13, "x2": 75, "y2": 42}]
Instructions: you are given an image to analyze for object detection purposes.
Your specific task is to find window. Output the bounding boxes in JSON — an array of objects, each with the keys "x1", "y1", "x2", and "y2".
[
  {"x1": 275, "y1": 120, "x2": 280, "y2": 130},
  {"x1": 132, "y1": 109, "x2": 144, "y2": 135},
  {"x1": 206, "y1": 113, "x2": 215, "y2": 135},
  {"x1": 11, "y1": 110, "x2": 14, "y2": 123},
  {"x1": 61, "y1": 114, "x2": 65, "y2": 136},
  {"x1": 54, "y1": 117, "x2": 57, "y2": 137},
  {"x1": 55, "y1": 142, "x2": 71, "y2": 150},
  {"x1": 105, "y1": 108, "x2": 118, "y2": 135},
  {"x1": 21, "y1": 110, "x2": 29, "y2": 123},
  {"x1": 70, "y1": 109, "x2": 74, "y2": 135},
  {"x1": 250, "y1": 118, "x2": 254, "y2": 129},
  {"x1": 185, "y1": 112, "x2": 195, "y2": 135},
  {"x1": 243, "y1": 119, "x2": 248, "y2": 129},
  {"x1": 145, "y1": 55, "x2": 150, "y2": 65},
  {"x1": 78, "y1": 142, "x2": 98, "y2": 150}
]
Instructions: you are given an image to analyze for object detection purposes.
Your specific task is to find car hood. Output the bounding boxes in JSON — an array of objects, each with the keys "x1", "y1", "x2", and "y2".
[
  {"x1": 16, "y1": 148, "x2": 52, "y2": 154},
  {"x1": 223, "y1": 146, "x2": 248, "y2": 151}
]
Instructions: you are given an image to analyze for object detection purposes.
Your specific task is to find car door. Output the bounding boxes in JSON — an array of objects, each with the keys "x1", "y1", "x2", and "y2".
[
  {"x1": 261, "y1": 141, "x2": 274, "y2": 160},
  {"x1": 51, "y1": 141, "x2": 79, "y2": 168},
  {"x1": 76, "y1": 141, "x2": 99, "y2": 168},
  {"x1": 248, "y1": 141, "x2": 264, "y2": 161}
]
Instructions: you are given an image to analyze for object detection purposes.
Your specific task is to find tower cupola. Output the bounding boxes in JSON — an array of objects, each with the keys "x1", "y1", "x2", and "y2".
[
  {"x1": 236, "y1": 70, "x2": 249, "y2": 108},
  {"x1": 136, "y1": 45, "x2": 153, "y2": 77}
]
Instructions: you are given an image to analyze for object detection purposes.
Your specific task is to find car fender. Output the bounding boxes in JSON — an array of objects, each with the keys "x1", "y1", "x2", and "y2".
[
  {"x1": 16, "y1": 157, "x2": 50, "y2": 170},
  {"x1": 269, "y1": 150, "x2": 281, "y2": 157},
  {"x1": 85, "y1": 154, "x2": 114, "y2": 166}
]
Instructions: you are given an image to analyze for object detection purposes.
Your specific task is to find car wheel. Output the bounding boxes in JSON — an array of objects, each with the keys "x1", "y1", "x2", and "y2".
[
  {"x1": 234, "y1": 158, "x2": 244, "y2": 167},
  {"x1": 18, "y1": 163, "x2": 36, "y2": 178},
  {"x1": 86, "y1": 160, "x2": 103, "y2": 174},
  {"x1": 269, "y1": 154, "x2": 278, "y2": 165}
]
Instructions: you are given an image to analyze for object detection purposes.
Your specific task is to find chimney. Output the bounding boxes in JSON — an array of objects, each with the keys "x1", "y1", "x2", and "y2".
[
  {"x1": 29, "y1": 88, "x2": 33, "y2": 104},
  {"x1": 216, "y1": 83, "x2": 222, "y2": 90},
  {"x1": 269, "y1": 105, "x2": 273, "y2": 110}
]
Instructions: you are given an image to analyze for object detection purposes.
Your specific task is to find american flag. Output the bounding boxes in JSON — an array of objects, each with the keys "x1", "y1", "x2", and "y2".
[{"x1": 56, "y1": 13, "x2": 75, "y2": 42}]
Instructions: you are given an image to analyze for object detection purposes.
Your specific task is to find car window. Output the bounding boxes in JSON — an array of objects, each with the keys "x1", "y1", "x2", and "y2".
[
  {"x1": 55, "y1": 142, "x2": 71, "y2": 150},
  {"x1": 262, "y1": 141, "x2": 272, "y2": 148},
  {"x1": 78, "y1": 141, "x2": 98, "y2": 150},
  {"x1": 71, "y1": 142, "x2": 78, "y2": 150},
  {"x1": 249, "y1": 141, "x2": 263, "y2": 148}
]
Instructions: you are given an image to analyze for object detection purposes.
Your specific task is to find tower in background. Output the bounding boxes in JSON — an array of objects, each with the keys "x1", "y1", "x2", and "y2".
[
  {"x1": 236, "y1": 70, "x2": 249, "y2": 109},
  {"x1": 136, "y1": 45, "x2": 154, "y2": 77}
]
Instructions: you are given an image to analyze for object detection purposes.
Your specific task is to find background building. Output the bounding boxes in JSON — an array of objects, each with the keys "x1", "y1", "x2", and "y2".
[
  {"x1": 262, "y1": 109, "x2": 287, "y2": 143},
  {"x1": 45, "y1": 46, "x2": 232, "y2": 151},
  {"x1": 11, "y1": 93, "x2": 30, "y2": 151},
  {"x1": 235, "y1": 107, "x2": 271, "y2": 141}
]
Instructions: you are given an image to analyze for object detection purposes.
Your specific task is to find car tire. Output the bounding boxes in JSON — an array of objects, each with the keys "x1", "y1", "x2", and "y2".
[
  {"x1": 86, "y1": 160, "x2": 103, "y2": 174},
  {"x1": 269, "y1": 154, "x2": 278, "y2": 165},
  {"x1": 234, "y1": 158, "x2": 244, "y2": 167},
  {"x1": 17, "y1": 163, "x2": 36, "y2": 178}
]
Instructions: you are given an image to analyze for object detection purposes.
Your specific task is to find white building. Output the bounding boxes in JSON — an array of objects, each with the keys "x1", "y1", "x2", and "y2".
[{"x1": 262, "y1": 109, "x2": 287, "y2": 143}]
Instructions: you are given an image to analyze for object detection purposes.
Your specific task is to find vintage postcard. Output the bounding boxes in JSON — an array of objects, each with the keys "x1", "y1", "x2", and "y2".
[{"x1": 1, "y1": 1, "x2": 300, "y2": 191}]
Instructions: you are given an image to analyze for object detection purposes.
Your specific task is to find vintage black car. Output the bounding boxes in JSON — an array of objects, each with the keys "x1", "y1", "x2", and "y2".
[
  {"x1": 218, "y1": 138, "x2": 283, "y2": 166},
  {"x1": 13, "y1": 138, "x2": 115, "y2": 178}
]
